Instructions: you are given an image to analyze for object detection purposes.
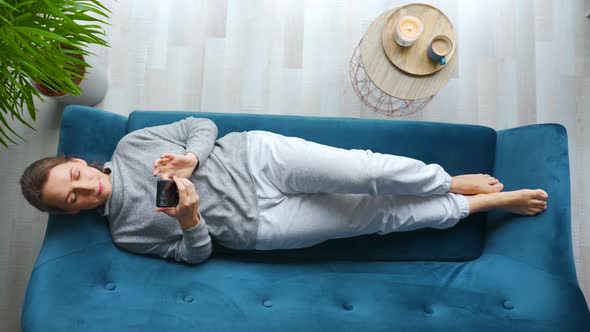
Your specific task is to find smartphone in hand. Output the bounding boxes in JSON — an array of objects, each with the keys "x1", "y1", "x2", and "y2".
[{"x1": 156, "y1": 179, "x2": 179, "y2": 207}]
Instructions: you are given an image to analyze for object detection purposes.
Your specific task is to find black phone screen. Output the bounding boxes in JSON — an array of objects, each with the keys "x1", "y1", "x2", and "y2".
[{"x1": 156, "y1": 179, "x2": 179, "y2": 207}]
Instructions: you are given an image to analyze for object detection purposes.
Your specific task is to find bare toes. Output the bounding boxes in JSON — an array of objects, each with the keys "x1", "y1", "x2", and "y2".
[
  {"x1": 537, "y1": 203, "x2": 547, "y2": 208},
  {"x1": 490, "y1": 183, "x2": 504, "y2": 192},
  {"x1": 534, "y1": 189, "x2": 549, "y2": 200}
]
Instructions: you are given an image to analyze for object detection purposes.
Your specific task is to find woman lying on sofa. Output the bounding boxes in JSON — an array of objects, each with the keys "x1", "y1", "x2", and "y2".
[{"x1": 20, "y1": 118, "x2": 549, "y2": 264}]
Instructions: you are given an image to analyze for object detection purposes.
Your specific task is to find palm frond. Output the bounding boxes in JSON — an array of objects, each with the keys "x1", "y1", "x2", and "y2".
[{"x1": 0, "y1": 0, "x2": 111, "y2": 146}]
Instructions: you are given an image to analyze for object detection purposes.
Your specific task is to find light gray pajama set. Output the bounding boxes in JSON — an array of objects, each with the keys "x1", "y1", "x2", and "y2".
[{"x1": 102, "y1": 118, "x2": 470, "y2": 264}]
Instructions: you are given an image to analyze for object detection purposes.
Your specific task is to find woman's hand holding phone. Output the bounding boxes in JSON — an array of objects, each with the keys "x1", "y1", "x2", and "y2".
[
  {"x1": 155, "y1": 176, "x2": 201, "y2": 230},
  {"x1": 153, "y1": 152, "x2": 199, "y2": 180}
]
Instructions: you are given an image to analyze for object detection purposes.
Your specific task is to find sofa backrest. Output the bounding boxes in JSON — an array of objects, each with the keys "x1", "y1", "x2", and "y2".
[{"x1": 128, "y1": 111, "x2": 497, "y2": 262}]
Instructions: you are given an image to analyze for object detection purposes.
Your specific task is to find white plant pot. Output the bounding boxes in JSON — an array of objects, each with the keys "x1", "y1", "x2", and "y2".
[{"x1": 34, "y1": 56, "x2": 108, "y2": 106}]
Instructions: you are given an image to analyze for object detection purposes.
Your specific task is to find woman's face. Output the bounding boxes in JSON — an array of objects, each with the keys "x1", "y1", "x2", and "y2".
[{"x1": 42, "y1": 158, "x2": 112, "y2": 214}]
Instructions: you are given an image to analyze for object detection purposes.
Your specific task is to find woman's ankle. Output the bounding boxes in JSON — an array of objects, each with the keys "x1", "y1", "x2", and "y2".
[{"x1": 465, "y1": 193, "x2": 502, "y2": 214}]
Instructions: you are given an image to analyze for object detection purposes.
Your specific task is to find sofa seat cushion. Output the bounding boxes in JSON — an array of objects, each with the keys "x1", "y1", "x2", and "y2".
[{"x1": 24, "y1": 242, "x2": 589, "y2": 332}]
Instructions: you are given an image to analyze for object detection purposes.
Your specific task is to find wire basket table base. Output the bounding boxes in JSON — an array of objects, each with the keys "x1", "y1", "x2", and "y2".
[{"x1": 349, "y1": 42, "x2": 433, "y2": 117}]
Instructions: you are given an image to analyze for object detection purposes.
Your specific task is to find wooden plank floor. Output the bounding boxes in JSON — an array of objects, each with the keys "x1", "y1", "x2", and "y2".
[{"x1": 1, "y1": 1, "x2": 588, "y2": 330}]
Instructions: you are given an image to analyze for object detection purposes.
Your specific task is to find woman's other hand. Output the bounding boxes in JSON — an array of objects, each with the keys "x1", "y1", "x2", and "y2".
[
  {"x1": 153, "y1": 152, "x2": 199, "y2": 179},
  {"x1": 154, "y1": 176, "x2": 200, "y2": 230}
]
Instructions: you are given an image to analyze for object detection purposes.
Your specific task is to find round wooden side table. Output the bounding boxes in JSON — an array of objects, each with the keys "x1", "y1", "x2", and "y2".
[{"x1": 349, "y1": 5, "x2": 457, "y2": 116}]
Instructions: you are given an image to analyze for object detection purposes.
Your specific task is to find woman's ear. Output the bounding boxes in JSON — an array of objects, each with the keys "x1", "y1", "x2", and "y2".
[{"x1": 71, "y1": 158, "x2": 87, "y2": 166}]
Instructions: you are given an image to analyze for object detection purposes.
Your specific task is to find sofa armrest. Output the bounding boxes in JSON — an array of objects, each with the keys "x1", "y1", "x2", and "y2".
[
  {"x1": 57, "y1": 105, "x2": 128, "y2": 162},
  {"x1": 485, "y1": 124, "x2": 577, "y2": 285},
  {"x1": 33, "y1": 106, "x2": 128, "y2": 268}
]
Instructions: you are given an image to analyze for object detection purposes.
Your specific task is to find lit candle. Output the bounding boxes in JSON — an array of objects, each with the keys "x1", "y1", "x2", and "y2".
[{"x1": 393, "y1": 15, "x2": 424, "y2": 47}]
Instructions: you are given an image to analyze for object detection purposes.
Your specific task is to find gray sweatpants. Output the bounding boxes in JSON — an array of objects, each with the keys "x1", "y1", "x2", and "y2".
[{"x1": 246, "y1": 131, "x2": 470, "y2": 250}]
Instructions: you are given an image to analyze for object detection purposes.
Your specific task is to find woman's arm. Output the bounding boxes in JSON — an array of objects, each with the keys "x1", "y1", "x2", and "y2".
[
  {"x1": 117, "y1": 220, "x2": 212, "y2": 265},
  {"x1": 149, "y1": 176, "x2": 212, "y2": 264},
  {"x1": 144, "y1": 117, "x2": 218, "y2": 170}
]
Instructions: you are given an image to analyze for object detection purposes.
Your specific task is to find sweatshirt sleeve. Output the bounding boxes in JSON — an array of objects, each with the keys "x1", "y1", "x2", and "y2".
[
  {"x1": 117, "y1": 215, "x2": 213, "y2": 265},
  {"x1": 145, "y1": 117, "x2": 218, "y2": 167}
]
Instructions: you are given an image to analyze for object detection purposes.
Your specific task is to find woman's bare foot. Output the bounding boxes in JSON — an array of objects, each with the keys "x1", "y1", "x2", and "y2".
[
  {"x1": 465, "y1": 189, "x2": 549, "y2": 215},
  {"x1": 450, "y1": 174, "x2": 504, "y2": 195}
]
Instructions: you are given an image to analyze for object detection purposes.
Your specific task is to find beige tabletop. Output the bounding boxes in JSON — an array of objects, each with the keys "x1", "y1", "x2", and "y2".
[{"x1": 360, "y1": 8, "x2": 457, "y2": 100}]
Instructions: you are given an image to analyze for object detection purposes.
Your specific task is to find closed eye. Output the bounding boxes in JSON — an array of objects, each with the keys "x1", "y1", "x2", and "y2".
[{"x1": 66, "y1": 167, "x2": 79, "y2": 205}]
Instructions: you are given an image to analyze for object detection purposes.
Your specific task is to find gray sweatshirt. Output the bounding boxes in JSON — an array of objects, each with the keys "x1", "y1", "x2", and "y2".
[{"x1": 103, "y1": 118, "x2": 259, "y2": 264}]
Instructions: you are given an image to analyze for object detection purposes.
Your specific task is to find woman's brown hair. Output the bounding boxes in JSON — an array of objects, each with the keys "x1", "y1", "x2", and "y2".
[{"x1": 20, "y1": 156, "x2": 105, "y2": 214}]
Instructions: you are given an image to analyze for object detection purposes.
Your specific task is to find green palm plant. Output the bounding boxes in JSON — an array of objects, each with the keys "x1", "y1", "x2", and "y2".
[{"x1": 0, "y1": 0, "x2": 110, "y2": 147}]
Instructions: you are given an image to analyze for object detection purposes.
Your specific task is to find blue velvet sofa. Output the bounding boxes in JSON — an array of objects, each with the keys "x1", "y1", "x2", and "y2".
[{"x1": 22, "y1": 105, "x2": 590, "y2": 331}]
